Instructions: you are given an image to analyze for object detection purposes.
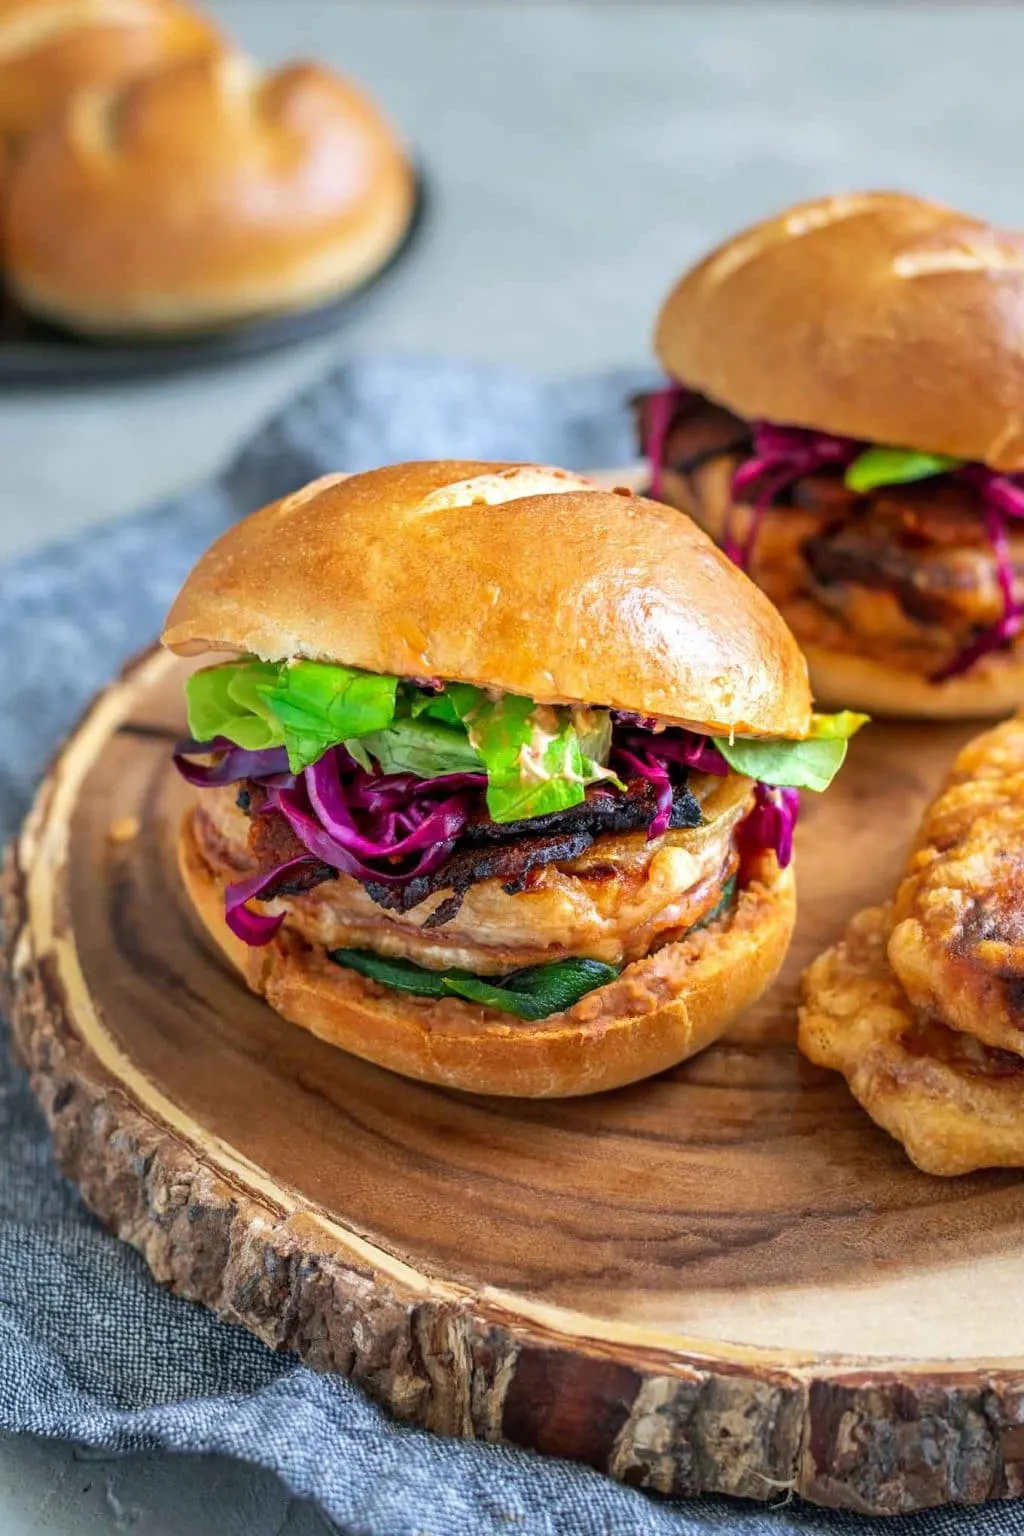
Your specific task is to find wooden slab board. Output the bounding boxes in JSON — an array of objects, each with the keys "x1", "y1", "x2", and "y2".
[{"x1": 7, "y1": 648, "x2": 1024, "y2": 1516}]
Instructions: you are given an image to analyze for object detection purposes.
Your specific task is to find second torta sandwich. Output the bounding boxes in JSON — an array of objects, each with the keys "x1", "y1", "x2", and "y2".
[{"x1": 639, "y1": 191, "x2": 1024, "y2": 718}]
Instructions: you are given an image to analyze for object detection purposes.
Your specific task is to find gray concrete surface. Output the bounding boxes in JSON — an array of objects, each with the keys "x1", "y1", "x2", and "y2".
[{"x1": 3, "y1": 0, "x2": 1024, "y2": 1528}]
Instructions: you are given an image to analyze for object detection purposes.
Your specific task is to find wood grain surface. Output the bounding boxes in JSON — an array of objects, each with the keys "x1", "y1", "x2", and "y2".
[{"x1": 7, "y1": 644, "x2": 1024, "y2": 1515}]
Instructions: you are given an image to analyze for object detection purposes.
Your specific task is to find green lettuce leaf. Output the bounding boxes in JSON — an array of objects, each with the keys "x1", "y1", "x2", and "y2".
[
  {"x1": 442, "y1": 682, "x2": 488, "y2": 720},
  {"x1": 570, "y1": 706, "x2": 627, "y2": 791},
  {"x1": 358, "y1": 718, "x2": 483, "y2": 778},
  {"x1": 711, "y1": 710, "x2": 866, "y2": 792},
  {"x1": 257, "y1": 661, "x2": 398, "y2": 771},
  {"x1": 342, "y1": 737, "x2": 375, "y2": 772},
  {"x1": 258, "y1": 661, "x2": 400, "y2": 771},
  {"x1": 571, "y1": 706, "x2": 613, "y2": 768},
  {"x1": 185, "y1": 661, "x2": 285, "y2": 751},
  {"x1": 844, "y1": 446, "x2": 963, "y2": 494},
  {"x1": 457, "y1": 692, "x2": 590, "y2": 823},
  {"x1": 407, "y1": 688, "x2": 464, "y2": 726},
  {"x1": 329, "y1": 948, "x2": 620, "y2": 1020},
  {"x1": 185, "y1": 657, "x2": 401, "y2": 773},
  {"x1": 712, "y1": 734, "x2": 849, "y2": 792}
]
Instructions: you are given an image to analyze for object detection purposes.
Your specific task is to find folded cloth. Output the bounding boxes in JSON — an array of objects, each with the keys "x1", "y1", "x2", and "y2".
[{"x1": 0, "y1": 356, "x2": 1007, "y2": 1536}]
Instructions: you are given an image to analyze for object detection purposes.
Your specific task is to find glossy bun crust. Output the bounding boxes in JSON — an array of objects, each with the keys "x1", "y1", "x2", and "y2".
[
  {"x1": 162, "y1": 460, "x2": 814, "y2": 739},
  {"x1": 0, "y1": 0, "x2": 221, "y2": 142},
  {"x1": 180, "y1": 813, "x2": 795, "y2": 1097},
  {"x1": 1, "y1": 51, "x2": 415, "y2": 333},
  {"x1": 656, "y1": 190, "x2": 1024, "y2": 471}
]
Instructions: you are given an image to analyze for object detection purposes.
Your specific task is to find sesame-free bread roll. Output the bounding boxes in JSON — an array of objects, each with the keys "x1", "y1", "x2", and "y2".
[
  {"x1": 657, "y1": 190, "x2": 1024, "y2": 472},
  {"x1": 162, "y1": 461, "x2": 814, "y2": 740},
  {"x1": 1, "y1": 50, "x2": 415, "y2": 334},
  {"x1": 0, "y1": 0, "x2": 221, "y2": 143}
]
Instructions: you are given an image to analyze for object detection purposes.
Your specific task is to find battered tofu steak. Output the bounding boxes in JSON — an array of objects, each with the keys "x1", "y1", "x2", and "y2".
[{"x1": 800, "y1": 714, "x2": 1024, "y2": 1174}]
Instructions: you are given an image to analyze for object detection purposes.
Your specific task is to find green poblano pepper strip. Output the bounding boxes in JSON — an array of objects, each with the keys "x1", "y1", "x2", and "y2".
[{"x1": 330, "y1": 949, "x2": 621, "y2": 1021}]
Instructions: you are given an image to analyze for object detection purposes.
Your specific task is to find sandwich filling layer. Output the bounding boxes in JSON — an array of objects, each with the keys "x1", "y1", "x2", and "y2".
[
  {"x1": 176, "y1": 657, "x2": 858, "y2": 1019},
  {"x1": 191, "y1": 769, "x2": 747, "y2": 974},
  {"x1": 639, "y1": 389, "x2": 1024, "y2": 681}
]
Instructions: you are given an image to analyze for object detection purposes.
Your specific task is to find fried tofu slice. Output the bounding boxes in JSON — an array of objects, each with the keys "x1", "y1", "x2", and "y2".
[
  {"x1": 799, "y1": 713, "x2": 1024, "y2": 1175},
  {"x1": 800, "y1": 904, "x2": 1024, "y2": 1176},
  {"x1": 888, "y1": 715, "x2": 1024, "y2": 1055}
]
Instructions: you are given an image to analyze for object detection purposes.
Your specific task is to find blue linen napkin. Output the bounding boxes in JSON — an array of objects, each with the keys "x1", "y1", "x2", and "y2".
[{"x1": 0, "y1": 355, "x2": 1017, "y2": 1536}]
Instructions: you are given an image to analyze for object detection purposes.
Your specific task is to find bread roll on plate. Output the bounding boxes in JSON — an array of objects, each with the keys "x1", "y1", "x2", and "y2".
[
  {"x1": 1, "y1": 50, "x2": 416, "y2": 334},
  {"x1": 0, "y1": 0, "x2": 221, "y2": 143}
]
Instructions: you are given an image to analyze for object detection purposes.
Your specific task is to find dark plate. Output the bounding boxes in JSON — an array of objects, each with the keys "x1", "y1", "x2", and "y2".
[{"x1": 0, "y1": 170, "x2": 427, "y2": 385}]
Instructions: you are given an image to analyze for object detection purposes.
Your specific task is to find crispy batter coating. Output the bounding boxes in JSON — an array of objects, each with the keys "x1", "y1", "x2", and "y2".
[
  {"x1": 800, "y1": 905, "x2": 1024, "y2": 1176},
  {"x1": 889, "y1": 715, "x2": 1024, "y2": 1054},
  {"x1": 800, "y1": 713, "x2": 1024, "y2": 1175}
]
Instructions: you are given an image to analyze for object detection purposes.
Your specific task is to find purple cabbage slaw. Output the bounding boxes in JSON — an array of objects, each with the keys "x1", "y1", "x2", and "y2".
[
  {"x1": 930, "y1": 464, "x2": 1024, "y2": 680},
  {"x1": 176, "y1": 739, "x2": 485, "y2": 944},
  {"x1": 223, "y1": 857, "x2": 313, "y2": 946},
  {"x1": 643, "y1": 382, "x2": 690, "y2": 500},
  {"x1": 611, "y1": 727, "x2": 727, "y2": 838},
  {"x1": 728, "y1": 423, "x2": 861, "y2": 567},
  {"x1": 176, "y1": 728, "x2": 797, "y2": 947},
  {"x1": 736, "y1": 784, "x2": 799, "y2": 871},
  {"x1": 173, "y1": 737, "x2": 293, "y2": 787}
]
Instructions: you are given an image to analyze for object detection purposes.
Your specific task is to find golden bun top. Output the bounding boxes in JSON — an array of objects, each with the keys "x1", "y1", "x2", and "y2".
[
  {"x1": 655, "y1": 190, "x2": 1024, "y2": 472},
  {"x1": 1, "y1": 50, "x2": 415, "y2": 333},
  {"x1": 162, "y1": 461, "x2": 814, "y2": 740},
  {"x1": 0, "y1": 0, "x2": 221, "y2": 141}
]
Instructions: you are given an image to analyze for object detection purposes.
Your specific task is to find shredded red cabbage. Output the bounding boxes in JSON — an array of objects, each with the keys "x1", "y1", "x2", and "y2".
[
  {"x1": 615, "y1": 730, "x2": 796, "y2": 864},
  {"x1": 736, "y1": 784, "x2": 799, "y2": 870},
  {"x1": 224, "y1": 856, "x2": 315, "y2": 945},
  {"x1": 611, "y1": 729, "x2": 729, "y2": 839},
  {"x1": 644, "y1": 383, "x2": 689, "y2": 499},
  {"x1": 260, "y1": 749, "x2": 482, "y2": 886},
  {"x1": 930, "y1": 465, "x2": 1024, "y2": 680},
  {"x1": 173, "y1": 738, "x2": 293, "y2": 787},
  {"x1": 729, "y1": 423, "x2": 860, "y2": 568},
  {"x1": 613, "y1": 747, "x2": 673, "y2": 836},
  {"x1": 645, "y1": 732, "x2": 729, "y2": 777}
]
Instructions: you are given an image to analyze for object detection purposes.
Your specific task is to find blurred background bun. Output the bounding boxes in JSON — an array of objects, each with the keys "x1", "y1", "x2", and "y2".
[
  {"x1": 656, "y1": 189, "x2": 1024, "y2": 472},
  {"x1": 0, "y1": 0, "x2": 222, "y2": 145},
  {"x1": 1, "y1": 50, "x2": 416, "y2": 334}
]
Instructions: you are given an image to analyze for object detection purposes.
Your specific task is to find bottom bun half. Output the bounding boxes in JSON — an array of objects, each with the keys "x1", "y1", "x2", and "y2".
[
  {"x1": 802, "y1": 642, "x2": 1024, "y2": 721},
  {"x1": 179, "y1": 813, "x2": 796, "y2": 1097}
]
